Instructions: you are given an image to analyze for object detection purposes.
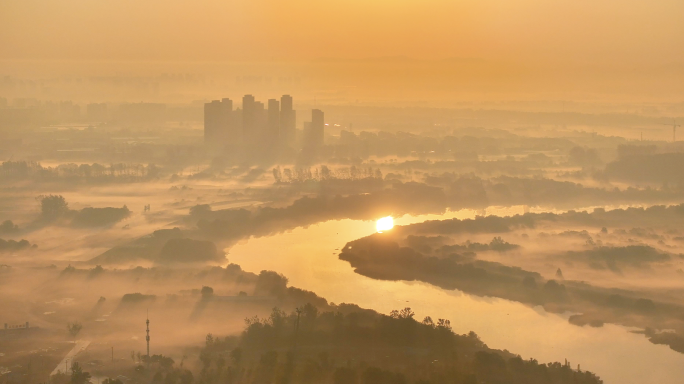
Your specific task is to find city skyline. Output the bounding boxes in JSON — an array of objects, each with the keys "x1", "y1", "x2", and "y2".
[{"x1": 204, "y1": 94, "x2": 323, "y2": 150}]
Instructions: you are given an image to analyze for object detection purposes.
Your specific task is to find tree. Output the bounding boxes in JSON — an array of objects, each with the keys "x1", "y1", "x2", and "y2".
[
  {"x1": 436, "y1": 319, "x2": 451, "y2": 331},
  {"x1": 67, "y1": 322, "x2": 82, "y2": 340},
  {"x1": 51, "y1": 371, "x2": 70, "y2": 384},
  {"x1": 215, "y1": 354, "x2": 226, "y2": 374},
  {"x1": 556, "y1": 268, "x2": 564, "y2": 279},
  {"x1": 70, "y1": 362, "x2": 91, "y2": 384},
  {"x1": 103, "y1": 379, "x2": 123, "y2": 384},
  {"x1": 40, "y1": 195, "x2": 69, "y2": 219},
  {"x1": 180, "y1": 370, "x2": 193, "y2": 384},
  {"x1": 272, "y1": 167, "x2": 282, "y2": 183},
  {"x1": 333, "y1": 367, "x2": 357, "y2": 384},
  {"x1": 390, "y1": 307, "x2": 415, "y2": 320},
  {"x1": 142, "y1": 354, "x2": 175, "y2": 370},
  {"x1": 230, "y1": 347, "x2": 243, "y2": 366},
  {"x1": 0, "y1": 220, "x2": 18, "y2": 233},
  {"x1": 201, "y1": 286, "x2": 214, "y2": 299},
  {"x1": 189, "y1": 204, "x2": 212, "y2": 217},
  {"x1": 199, "y1": 350, "x2": 212, "y2": 372}
]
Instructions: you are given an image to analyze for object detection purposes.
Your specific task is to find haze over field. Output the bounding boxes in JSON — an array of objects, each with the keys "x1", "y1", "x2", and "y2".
[{"x1": 1, "y1": 1, "x2": 684, "y2": 384}]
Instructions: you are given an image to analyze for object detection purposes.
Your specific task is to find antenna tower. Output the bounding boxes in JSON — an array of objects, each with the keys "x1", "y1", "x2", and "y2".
[{"x1": 146, "y1": 310, "x2": 150, "y2": 359}]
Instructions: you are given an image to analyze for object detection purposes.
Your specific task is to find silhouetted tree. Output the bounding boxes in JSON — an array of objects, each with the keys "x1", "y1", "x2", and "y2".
[
  {"x1": 67, "y1": 322, "x2": 82, "y2": 341},
  {"x1": 230, "y1": 347, "x2": 243, "y2": 366},
  {"x1": 70, "y1": 362, "x2": 91, "y2": 384},
  {"x1": 201, "y1": 286, "x2": 214, "y2": 299},
  {"x1": 333, "y1": 367, "x2": 357, "y2": 384},
  {"x1": 0, "y1": 220, "x2": 18, "y2": 233},
  {"x1": 40, "y1": 195, "x2": 69, "y2": 219}
]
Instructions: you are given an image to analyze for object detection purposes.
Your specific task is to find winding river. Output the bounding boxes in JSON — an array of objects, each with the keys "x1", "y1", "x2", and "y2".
[{"x1": 226, "y1": 208, "x2": 684, "y2": 384}]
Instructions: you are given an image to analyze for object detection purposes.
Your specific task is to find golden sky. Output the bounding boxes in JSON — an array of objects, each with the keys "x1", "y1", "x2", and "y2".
[
  {"x1": 1, "y1": 0, "x2": 683, "y2": 103},
  {"x1": 1, "y1": 0, "x2": 683, "y2": 66}
]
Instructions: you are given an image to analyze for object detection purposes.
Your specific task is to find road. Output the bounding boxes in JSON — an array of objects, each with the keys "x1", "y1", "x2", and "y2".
[{"x1": 50, "y1": 340, "x2": 91, "y2": 376}]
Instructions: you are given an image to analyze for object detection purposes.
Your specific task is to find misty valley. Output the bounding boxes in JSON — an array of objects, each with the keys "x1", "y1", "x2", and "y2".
[{"x1": 2, "y1": 99, "x2": 684, "y2": 384}]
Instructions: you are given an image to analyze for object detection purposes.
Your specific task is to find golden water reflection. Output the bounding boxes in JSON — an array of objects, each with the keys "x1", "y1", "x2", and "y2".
[
  {"x1": 376, "y1": 216, "x2": 394, "y2": 232},
  {"x1": 227, "y1": 206, "x2": 684, "y2": 384}
]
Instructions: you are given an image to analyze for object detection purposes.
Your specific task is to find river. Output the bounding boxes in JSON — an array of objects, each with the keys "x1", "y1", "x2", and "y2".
[{"x1": 226, "y1": 208, "x2": 684, "y2": 384}]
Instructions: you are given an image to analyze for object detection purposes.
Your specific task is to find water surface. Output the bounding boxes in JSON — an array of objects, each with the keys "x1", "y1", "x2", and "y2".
[{"x1": 228, "y1": 209, "x2": 684, "y2": 384}]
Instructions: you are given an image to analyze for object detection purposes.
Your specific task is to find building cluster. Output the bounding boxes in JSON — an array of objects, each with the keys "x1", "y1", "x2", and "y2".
[
  {"x1": 204, "y1": 95, "x2": 324, "y2": 149},
  {"x1": 3, "y1": 322, "x2": 29, "y2": 330}
]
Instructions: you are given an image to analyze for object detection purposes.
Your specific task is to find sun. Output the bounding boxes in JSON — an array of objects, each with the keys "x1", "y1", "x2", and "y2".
[{"x1": 376, "y1": 216, "x2": 394, "y2": 232}]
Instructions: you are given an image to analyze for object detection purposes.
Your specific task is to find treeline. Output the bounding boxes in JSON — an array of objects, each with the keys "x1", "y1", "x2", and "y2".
[
  {"x1": 339, "y1": 204, "x2": 684, "y2": 355},
  {"x1": 605, "y1": 152, "x2": 684, "y2": 185},
  {"x1": 190, "y1": 182, "x2": 448, "y2": 242},
  {"x1": 272, "y1": 165, "x2": 383, "y2": 183},
  {"x1": 0, "y1": 238, "x2": 33, "y2": 252},
  {"x1": 193, "y1": 305, "x2": 602, "y2": 384},
  {"x1": 0, "y1": 161, "x2": 161, "y2": 181},
  {"x1": 188, "y1": 178, "x2": 684, "y2": 245},
  {"x1": 424, "y1": 173, "x2": 684, "y2": 208},
  {"x1": 89, "y1": 228, "x2": 224, "y2": 264},
  {"x1": 331, "y1": 129, "x2": 581, "y2": 160},
  {"x1": 38, "y1": 195, "x2": 131, "y2": 227}
]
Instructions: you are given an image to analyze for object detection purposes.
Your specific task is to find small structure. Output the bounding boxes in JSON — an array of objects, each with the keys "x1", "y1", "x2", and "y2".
[
  {"x1": 146, "y1": 314, "x2": 150, "y2": 359},
  {"x1": 2, "y1": 322, "x2": 29, "y2": 330}
]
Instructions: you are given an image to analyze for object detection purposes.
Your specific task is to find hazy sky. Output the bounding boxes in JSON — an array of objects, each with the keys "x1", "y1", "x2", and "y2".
[
  {"x1": 2, "y1": 0, "x2": 683, "y2": 66},
  {"x1": 2, "y1": 0, "x2": 684, "y2": 103}
]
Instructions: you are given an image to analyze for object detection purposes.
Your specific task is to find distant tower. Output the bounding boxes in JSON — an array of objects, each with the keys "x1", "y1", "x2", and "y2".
[
  {"x1": 311, "y1": 109, "x2": 325, "y2": 147},
  {"x1": 242, "y1": 94, "x2": 256, "y2": 143},
  {"x1": 267, "y1": 98, "x2": 280, "y2": 145},
  {"x1": 204, "y1": 99, "x2": 233, "y2": 145},
  {"x1": 302, "y1": 109, "x2": 324, "y2": 150},
  {"x1": 204, "y1": 100, "x2": 221, "y2": 143},
  {"x1": 146, "y1": 312, "x2": 150, "y2": 358},
  {"x1": 279, "y1": 95, "x2": 296, "y2": 146},
  {"x1": 663, "y1": 119, "x2": 681, "y2": 143}
]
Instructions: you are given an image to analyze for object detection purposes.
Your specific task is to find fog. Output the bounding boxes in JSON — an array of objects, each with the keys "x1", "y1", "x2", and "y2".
[
  {"x1": 2, "y1": 0, "x2": 684, "y2": 104},
  {"x1": 2, "y1": 2, "x2": 684, "y2": 384}
]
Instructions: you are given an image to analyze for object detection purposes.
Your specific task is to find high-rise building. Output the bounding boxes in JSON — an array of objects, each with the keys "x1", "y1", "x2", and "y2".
[
  {"x1": 311, "y1": 109, "x2": 324, "y2": 147},
  {"x1": 267, "y1": 99, "x2": 280, "y2": 144},
  {"x1": 206, "y1": 94, "x2": 301, "y2": 149},
  {"x1": 204, "y1": 100, "x2": 222, "y2": 143},
  {"x1": 280, "y1": 95, "x2": 296, "y2": 145},
  {"x1": 254, "y1": 101, "x2": 267, "y2": 143},
  {"x1": 220, "y1": 98, "x2": 239, "y2": 142},
  {"x1": 304, "y1": 109, "x2": 324, "y2": 148},
  {"x1": 204, "y1": 98, "x2": 233, "y2": 144},
  {"x1": 242, "y1": 95, "x2": 256, "y2": 142}
]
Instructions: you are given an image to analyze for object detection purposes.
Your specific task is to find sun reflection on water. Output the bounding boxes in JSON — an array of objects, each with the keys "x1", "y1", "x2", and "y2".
[{"x1": 376, "y1": 216, "x2": 394, "y2": 232}]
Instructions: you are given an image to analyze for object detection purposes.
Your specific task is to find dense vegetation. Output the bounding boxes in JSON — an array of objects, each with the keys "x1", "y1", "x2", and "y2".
[
  {"x1": 0, "y1": 161, "x2": 160, "y2": 182},
  {"x1": 190, "y1": 305, "x2": 602, "y2": 384}
]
